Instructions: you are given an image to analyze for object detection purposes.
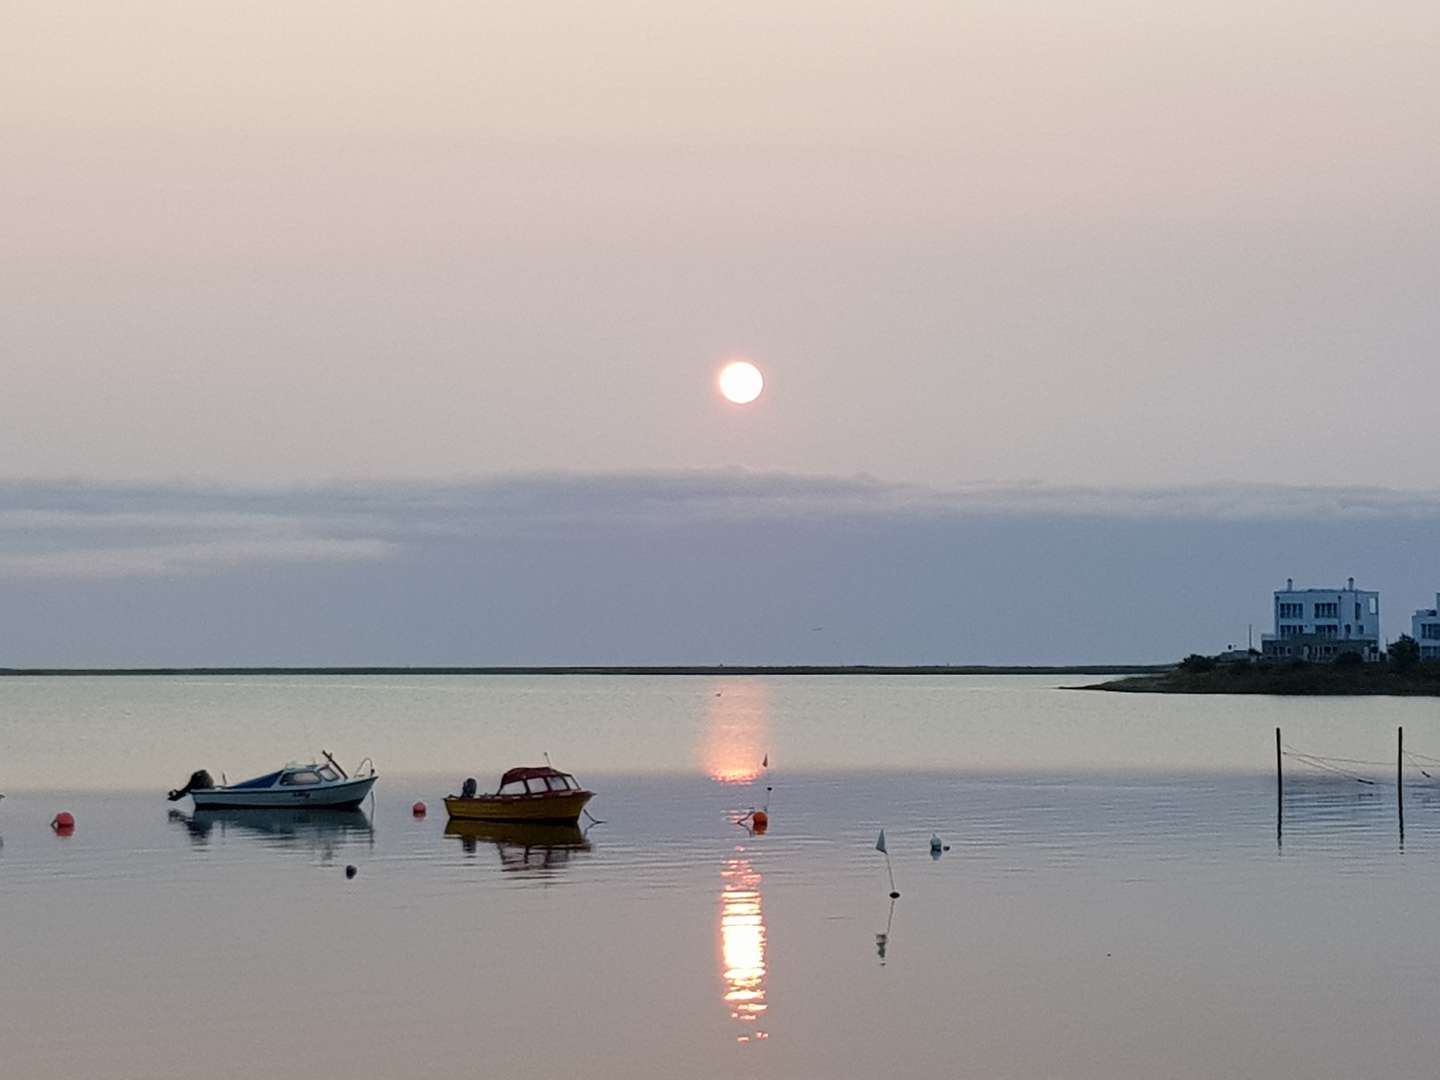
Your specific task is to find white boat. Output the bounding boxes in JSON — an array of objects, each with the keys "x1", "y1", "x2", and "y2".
[{"x1": 168, "y1": 751, "x2": 377, "y2": 810}]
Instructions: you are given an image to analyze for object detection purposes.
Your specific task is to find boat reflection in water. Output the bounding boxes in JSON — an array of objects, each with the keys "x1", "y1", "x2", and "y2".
[
  {"x1": 720, "y1": 852, "x2": 769, "y2": 1043},
  {"x1": 444, "y1": 820, "x2": 591, "y2": 875},
  {"x1": 168, "y1": 806, "x2": 374, "y2": 861}
]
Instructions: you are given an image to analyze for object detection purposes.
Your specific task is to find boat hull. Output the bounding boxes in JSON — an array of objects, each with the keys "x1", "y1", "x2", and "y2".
[
  {"x1": 190, "y1": 775, "x2": 377, "y2": 810},
  {"x1": 444, "y1": 790, "x2": 592, "y2": 823}
]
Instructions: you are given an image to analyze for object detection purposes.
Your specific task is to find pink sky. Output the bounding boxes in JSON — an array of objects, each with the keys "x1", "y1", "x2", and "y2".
[{"x1": 5, "y1": 2, "x2": 1439, "y2": 487}]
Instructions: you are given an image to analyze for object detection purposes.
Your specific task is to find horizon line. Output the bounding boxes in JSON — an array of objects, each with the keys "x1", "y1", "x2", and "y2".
[{"x1": 0, "y1": 664, "x2": 1169, "y2": 677}]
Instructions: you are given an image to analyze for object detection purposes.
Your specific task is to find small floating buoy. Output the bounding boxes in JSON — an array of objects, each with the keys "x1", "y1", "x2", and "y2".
[
  {"x1": 889, "y1": 890, "x2": 900, "y2": 899},
  {"x1": 345, "y1": 864, "x2": 357, "y2": 879},
  {"x1": 51, "y1": 811, "x2": 75, "y2": 833},
  {"x1": 751, "y1": 810, "x2": 768, "y2": 833},
  {"x1": 412, "y1": 801, "x2": 427, "y2": 817}
]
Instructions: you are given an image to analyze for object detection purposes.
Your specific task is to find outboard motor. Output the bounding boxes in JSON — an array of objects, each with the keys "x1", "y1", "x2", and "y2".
[
  {"x1": 167, "y1": 769, "x2": 215, "y2": 802},
  {"x1": 461, "y1": 777, "x2": 478, "y2": 798}
]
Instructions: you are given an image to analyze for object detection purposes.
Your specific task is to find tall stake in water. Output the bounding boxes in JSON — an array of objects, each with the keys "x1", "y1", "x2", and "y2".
[
  {"x1": 1275, "y1": 727, "x2": 1282, "y2": 849},
  {"x1": 1398, "y1": 725, "x2": 1405, "y2": 845}
]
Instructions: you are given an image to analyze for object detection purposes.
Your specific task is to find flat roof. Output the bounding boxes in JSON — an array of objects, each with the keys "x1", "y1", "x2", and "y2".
[{"x1": 1275, "y1": 587, "x2": 1377, "y2": 594}]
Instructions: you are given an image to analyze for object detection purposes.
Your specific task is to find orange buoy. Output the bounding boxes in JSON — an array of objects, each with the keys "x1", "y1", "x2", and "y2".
[
  {"x1": 751, "y1": 810, "x2": 768, "y2": 834},
  {"x1": 412, "y1": 801, "x2": 427, "y2": 817},
  {"x1": 51, "y1": 811, "x2": 75, "y2": 832}
]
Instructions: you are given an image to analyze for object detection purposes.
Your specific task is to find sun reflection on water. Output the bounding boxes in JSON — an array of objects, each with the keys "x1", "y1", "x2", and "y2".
[
  {"x1": 703, "y1": 680, "x2": 769, "y2": 784},
  {"x1": 720, "y1": 852, "x2": 769, "y2": 1043}
]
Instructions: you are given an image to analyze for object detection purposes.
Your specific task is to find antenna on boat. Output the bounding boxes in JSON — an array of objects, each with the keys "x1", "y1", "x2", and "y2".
[{"x1": 543, "y1": 751, "x2": 552, "y2": 767}]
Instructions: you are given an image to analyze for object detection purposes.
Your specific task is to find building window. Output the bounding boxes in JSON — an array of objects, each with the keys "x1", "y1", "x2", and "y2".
[
  {"x1": 1423, "y1": 624, "x2": 1440, "y2": 641},
  {"x1": 1278, "y1": 602, "x2": 1302, "y2": 619},
  {"x1": 1280, "y1": 625, "x2": 1304, "y2": 639},
  {"x1": 1315, "y1": 625, "x2": 1338, "y2": 639},
  {"x1": 1315, "y1": 602, "x2": 1339, "y2": 619},
  {"x1": 1355, "y1": 602, "x2": 1362, "y2": 620}
]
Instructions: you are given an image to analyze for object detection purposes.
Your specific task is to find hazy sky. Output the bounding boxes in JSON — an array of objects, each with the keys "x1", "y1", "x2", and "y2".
[{"x1": 4, "y1": 4, "x2": 1439, "y2": 661}]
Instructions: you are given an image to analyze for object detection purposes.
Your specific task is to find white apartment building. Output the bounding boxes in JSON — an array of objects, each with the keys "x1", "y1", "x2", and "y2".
[
  {"x1": 1261, "y1": 577, "x2": 1380, "y2": 661},
  {"x1": 1412, "y1": 596, "x2": 1440, "y2": 660}
]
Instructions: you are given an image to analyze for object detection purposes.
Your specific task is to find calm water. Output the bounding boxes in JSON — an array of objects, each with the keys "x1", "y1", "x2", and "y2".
[{"x1": 4, "y1": 676, "x2": 1440, "y2": 1078}]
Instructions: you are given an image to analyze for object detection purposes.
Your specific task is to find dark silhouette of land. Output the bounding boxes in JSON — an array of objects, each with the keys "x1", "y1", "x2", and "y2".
[{"x1": 1088, "y1": 664, "x2": 1440, "y2": 696}]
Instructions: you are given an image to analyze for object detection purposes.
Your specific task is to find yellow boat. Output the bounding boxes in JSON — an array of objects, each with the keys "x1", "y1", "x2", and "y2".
[{"x1": 443, "y1": 766, "x2": 593, "y2": 824}]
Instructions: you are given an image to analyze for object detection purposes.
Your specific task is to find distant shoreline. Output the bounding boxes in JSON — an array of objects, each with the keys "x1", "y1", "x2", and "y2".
[{"x1": 0, "y1": 664, "x2": 1166, "y2": 677}]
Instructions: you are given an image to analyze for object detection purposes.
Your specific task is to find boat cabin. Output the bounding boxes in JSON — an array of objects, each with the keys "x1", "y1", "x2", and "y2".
[
  {"x1": 278, "y1": 765, "x2": 343, "y2": 787},
  {"x1": 222, "y1": 763, "x2": 345, "y2": 790},
  {"x1": 496, "y1": 767, "x2": 585, "y2": 797}
]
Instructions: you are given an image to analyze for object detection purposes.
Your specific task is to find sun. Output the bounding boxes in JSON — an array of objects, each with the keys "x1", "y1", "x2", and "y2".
[{"x1": 718, "y1": 360, "x2": 764, "y2": 405}]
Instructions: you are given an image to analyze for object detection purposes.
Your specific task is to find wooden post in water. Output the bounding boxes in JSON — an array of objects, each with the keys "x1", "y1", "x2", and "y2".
[
  {"x1": 1398, "y1": 725, "x2": 1405, "y2": 843},
  {"x1": 1275, "y1": 727, "x2": 1282, "y2": 847}
]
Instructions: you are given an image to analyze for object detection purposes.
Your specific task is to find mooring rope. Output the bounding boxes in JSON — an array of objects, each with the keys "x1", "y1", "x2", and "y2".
[
  {"x1": 1282, "y1": 745, "x2": 1384, "y2": 785},
  {"x1": 1285, "y1": 753, "x2": 1393, "y2": 767},
  {"x1": 1404, "y1": 748, "x2": 1440, "y2": 766},
  {"x1": 1277, "y1": 738, "x2": 1440, "y2": 790}
]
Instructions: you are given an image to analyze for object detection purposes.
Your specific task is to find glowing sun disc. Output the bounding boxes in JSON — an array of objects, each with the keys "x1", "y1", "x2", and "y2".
[{"x1": 719, "y1": 361, "x2": 764, "y2": 404}]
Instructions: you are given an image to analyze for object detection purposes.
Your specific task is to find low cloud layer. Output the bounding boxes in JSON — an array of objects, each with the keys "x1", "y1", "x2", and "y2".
[
  {"x1": 4, "y1": 472, "x2": 1440, "y2": 582},
  {"x1": 0, "y1": 539, "x2": 393, "y2": 581},
  {"x1": 5, "y1": 472, "x2": 1440, "y2": 666}
]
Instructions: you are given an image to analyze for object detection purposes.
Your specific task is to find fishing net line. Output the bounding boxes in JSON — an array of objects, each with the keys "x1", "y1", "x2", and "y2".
[{"x1": 1281, "y1": 742, "x2": 1440, "y2": 788}]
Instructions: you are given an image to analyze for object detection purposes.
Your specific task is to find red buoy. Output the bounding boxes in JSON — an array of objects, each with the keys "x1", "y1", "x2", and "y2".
[
  {"x1": 412, "y1": 801, "x2": 427, "y2": 817},
  {"x1": 51, "y1": 811, "x2": 75, "y2": 833},
  {"x1": 751, "y1": 810, "x2": 768, "y2": 834}
]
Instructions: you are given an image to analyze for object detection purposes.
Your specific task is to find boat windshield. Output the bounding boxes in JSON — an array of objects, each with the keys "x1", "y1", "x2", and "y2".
[
  {"x1": 317, "y1": 767, "x2": 339, "y2": 782},
  {"x1": 496, "y1": 771, "x2": 580, "y2": 795},
  {"x1": 280, "y1": 770, "x2": 321, "y2": 786}
]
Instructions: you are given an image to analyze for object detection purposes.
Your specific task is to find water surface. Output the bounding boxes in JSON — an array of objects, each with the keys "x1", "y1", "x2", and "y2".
[{"x1": 3, "y1": 676, "x2": 1439, "y2": 1078}]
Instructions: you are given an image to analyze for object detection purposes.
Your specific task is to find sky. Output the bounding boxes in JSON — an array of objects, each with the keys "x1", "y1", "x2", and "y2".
[{"x1": 4, "y1": 3, "x2": 1439, "y2": 663}]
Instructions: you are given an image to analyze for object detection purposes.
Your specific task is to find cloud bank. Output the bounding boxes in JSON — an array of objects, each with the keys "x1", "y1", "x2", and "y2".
[
  {"x1": 7, "y1": 471, "x2": 1440, "y2": 666},
  {"x1": 4, "y1": 472, "x2": 1440, "y2": 582}
]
